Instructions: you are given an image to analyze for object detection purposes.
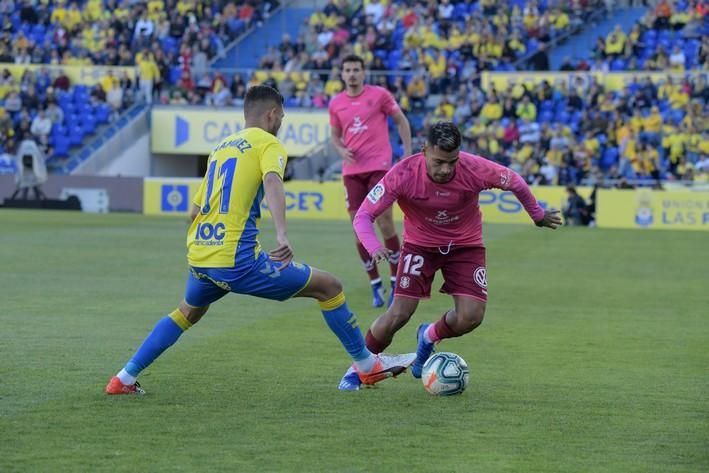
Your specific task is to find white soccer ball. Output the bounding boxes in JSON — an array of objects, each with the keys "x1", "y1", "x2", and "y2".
[{"x1": 421, "y1": 352, "x2": 469, "y2": 396}]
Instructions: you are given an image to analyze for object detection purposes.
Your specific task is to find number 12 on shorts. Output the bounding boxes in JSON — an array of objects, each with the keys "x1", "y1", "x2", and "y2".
[{"x1": 402, "y1": 254, "x2": 424, "y2": 276}]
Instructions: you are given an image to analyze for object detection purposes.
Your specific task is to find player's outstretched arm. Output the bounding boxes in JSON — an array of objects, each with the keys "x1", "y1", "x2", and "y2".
[
  {"x1": 392, "y1": 110, "x2": 412, "y2": 157},
  {"x1": 263, "y1": 171, "x2": 293, "y2": 268},
  {"x1": 535, "y1": 209, "x2": 563, "y2": 229}
]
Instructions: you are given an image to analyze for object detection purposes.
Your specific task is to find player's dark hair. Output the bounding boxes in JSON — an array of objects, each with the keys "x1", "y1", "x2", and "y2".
[
  {"x1": 341, "y1": 54, "x2": 365, "y2": 69},
  {"x1": 244, "y1": 85, "x2": 284, "y2": 116},
  {"x1": 427, "y1": 122, "x2": 461, "y2": 152}
]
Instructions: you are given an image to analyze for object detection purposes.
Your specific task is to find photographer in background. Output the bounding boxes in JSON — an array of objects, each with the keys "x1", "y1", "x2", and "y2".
[
  {"x1": 562, "y1": 186, "x2": 591, "y2": 226},
  {"x1": 11, "y1": 134, "x2": 47, "y2": 200}
]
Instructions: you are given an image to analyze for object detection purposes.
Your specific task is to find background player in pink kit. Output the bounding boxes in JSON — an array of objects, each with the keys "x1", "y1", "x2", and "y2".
[
  {"x1": 338, "y1": 122, "x2": 562, "y2": 390},
  {"x1": 329, "y1": 54, "x2": 412, "y2": 308}
]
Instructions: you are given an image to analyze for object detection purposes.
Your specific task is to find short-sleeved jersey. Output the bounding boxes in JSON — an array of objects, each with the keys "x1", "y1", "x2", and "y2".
[
  {"x1": 187, "y1": 127, "x2": 287, "y2": 268},
  {"x1": 354, "y1": 152, "x2": 546, "y2": 252},
  {"x1": 328, "y1": 85, "x2": 400, "y2": 176}
]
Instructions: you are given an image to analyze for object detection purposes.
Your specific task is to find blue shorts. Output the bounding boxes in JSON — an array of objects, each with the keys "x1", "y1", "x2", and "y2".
[{"x1": 184, "y1": 251, "x2": 313, "y2": 307}]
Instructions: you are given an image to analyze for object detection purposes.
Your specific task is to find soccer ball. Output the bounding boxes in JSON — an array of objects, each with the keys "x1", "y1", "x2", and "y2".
[{"x1": 421, "y1": 352, "x2": 469, "y2": 396}]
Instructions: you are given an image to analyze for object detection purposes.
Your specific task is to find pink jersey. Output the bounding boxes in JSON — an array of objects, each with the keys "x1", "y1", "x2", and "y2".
[
  {"x1": 328, "y1": 85, "x2": 401, "y2": 176},
  {"x1": 354, "y1": 152, "x2": 546, "y2": 253}
]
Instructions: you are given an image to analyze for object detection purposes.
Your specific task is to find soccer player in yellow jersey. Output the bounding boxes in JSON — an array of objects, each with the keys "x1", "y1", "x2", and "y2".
[{"x1": 106, "y1": 86, "x2": 415, "y2": 395}]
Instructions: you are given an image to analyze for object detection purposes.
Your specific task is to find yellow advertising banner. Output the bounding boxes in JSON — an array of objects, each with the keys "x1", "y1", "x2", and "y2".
[
  {"x1": 0, "y1": 63, "x2": 136, "y2": 86},
  {"x1": 145, "y1": 178, "x2": 585, "y2": 226},
  {"x1": 597, "y1": 189, "x2": 709, "y2": 231},
  {"x1": 150, "y1": 107, "x2": 330, "y2": 156},
  {"x1": 144, "y1": 178, "x2": 351, "y2": 219},
  {"x1": 481, "y1": 70, "x2": 707, "y2": 93}
]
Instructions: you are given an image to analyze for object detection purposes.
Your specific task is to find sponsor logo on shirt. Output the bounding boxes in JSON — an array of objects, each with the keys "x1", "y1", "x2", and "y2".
[
  {"x1": 348, "y1": 116, "x2": 368, "y2": 135},
  {"x1": 435, "y1": 191, "x2": 451, "y2": 197},
  {"x1": 425, "y1": 209, "x2": 460, "y2": 225},
  {"x1": 473, "y1": 267, "x2": 487, "y2": 289},
  {"x1": 367, "y1": 183, "x2": 385, "y2": 204}
]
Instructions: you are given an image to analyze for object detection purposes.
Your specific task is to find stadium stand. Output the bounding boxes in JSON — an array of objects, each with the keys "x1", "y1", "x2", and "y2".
[
  {"x1": 0, "y1": 0, "x2": 277, "y2": 67},
  {"x1": 0, "y1": 0, "x2": 279, "y2": 170},
  {"x1": 1, "y1": 0, "x2": 705, "y2": 187},
  {"x1": 189, "y1": 0, "x2": 605, "y2": 108},
  {"x1": 558, "y1": 0, "x2": 708, "y2": 72},
  {"x1": 466, "y1": 72, "x2": 707, "y2": 185}
]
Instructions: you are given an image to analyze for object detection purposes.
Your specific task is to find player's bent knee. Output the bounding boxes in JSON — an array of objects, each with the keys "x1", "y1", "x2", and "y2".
[
  {"x1": 388, "y1": 306, "x2": 416, "y2": 326},
  {"x1": 324, "y1": 274, "x2": 344, "y2": 299},
  {"x1": 179, "y1": 301, "x2": 209, "y2": 324},
  {"x1": 458, "y1": 304, "x2": 486, "y2": 331},
  {"x1": 308, "y1": 271, "x2": 343, "y2": 301}
]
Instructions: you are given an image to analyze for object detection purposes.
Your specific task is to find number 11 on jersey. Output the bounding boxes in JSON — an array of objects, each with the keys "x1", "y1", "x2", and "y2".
[{"x1": 201, "y1": 158, "x2": 238, "y2": 214}]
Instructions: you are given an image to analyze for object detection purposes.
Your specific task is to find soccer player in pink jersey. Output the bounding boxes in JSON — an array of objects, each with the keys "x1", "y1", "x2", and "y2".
[
  {"x1": 329, "y1": 54, "x2": 412, "y2": 308},
  {"x1": 338, "y1": 122, "x2": 562, "y2": 390}
]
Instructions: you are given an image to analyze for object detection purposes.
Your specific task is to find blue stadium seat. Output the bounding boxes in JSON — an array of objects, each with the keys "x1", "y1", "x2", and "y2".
[
  {"x1": 95, "y1": 104, "x2": 112, "y2": 124},
  {"x1": 540, "y1": 110, "x2": 554, "y2": 123},
  {"x1": 610, "y1": 58, "x2": 626, "y2": 71},
  {"x1": 169, "y1": 66, "x2": 182, "y2": 84},
  {"x1": 69, "y1": 126, "x2": 84, "y2": 146},
  {"x1": 79, "y1": 103, "x2": 94, "y2": 116},
  {"x1": 53, "y1": 135, "x2": 71, "y2": 158},
  {"x1": 556, "y1": 110, "x2": 570, "y2": 124},
  {"x1": 57, "y1": 92, "x2": 72, "y2": 109},
  {"x1": 81, "y1": 116, "x2": 97, "y2": 135},
  {"x1": 52, "y1": 124, "x2": 68, "y2": 136},
  {"x1": 452, "y1": 3, "x2": 465, "y2": 20},
  {"x1": 61, "y1": 102, "x2": 76, "y2": 115},
  {"x1": 670, "y1": 109, "x2": 685, "y2": 124},
  {"x1": 65, "y1": 113, "x2": 80, "y2": 128}
]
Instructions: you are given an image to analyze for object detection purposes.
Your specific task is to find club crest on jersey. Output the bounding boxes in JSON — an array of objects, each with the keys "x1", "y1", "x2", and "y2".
[
  {"x1": 278, "y1": 155, "x2": 285, "y2": 169},
  {"x1": 473, "y1": 267, "x2": 487, "y2": 288},
  {"x1": 367, "y1": 183, "x2": 385, "y2": 204},
  {"x1": 399, "y1": 276, "x2": 410, "y2": 289},
  {"x1": 500, "y1": 169, "x2": 511, "y2": 188}
]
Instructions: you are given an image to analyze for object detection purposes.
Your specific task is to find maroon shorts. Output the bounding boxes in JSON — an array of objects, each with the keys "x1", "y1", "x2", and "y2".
[
  {"x1": 342, "y1": 171, "x2": 388, "y2": 213},
  {"x1": 394, "y1": 242, "x2": 488, "y2": 303}
]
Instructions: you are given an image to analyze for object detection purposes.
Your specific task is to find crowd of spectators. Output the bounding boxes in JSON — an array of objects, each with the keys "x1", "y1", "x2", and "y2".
[
  {"x1": 557, "y1": 0, "x2": 708, "y2": 72},
  {"x1": 457, "y1": 73, "x2": 708, "y2": 186},
  {"x1": 1, "y1": 0, "x2": 706, "y2": 187},
  {"x1": 0, "y1": 0, "x2": 276, "y2": 66},
  {"x1": 160, "y1": 0, "x2": 606, "y2": 107},
  {"x1": 0, "y1": 64, "x2": 134, "y2": 169},
  {"x1": 0, "y1": 1, "x2": 278, "y2": 168}
]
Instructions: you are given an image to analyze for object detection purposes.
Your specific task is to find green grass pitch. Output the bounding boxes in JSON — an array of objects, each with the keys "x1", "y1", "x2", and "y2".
[{"x1": 1, "y1": 209, "x2": 707, "y2": 472}]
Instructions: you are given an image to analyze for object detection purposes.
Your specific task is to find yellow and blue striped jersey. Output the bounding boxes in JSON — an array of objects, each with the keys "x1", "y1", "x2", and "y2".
[{"x1": 187, "y1": 127, "x2": 287, "y2": 268}]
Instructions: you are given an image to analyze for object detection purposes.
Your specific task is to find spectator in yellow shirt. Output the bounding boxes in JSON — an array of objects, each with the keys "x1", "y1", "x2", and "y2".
[
  {"x1": 515, "y1": 96, "x2": 537, "y2": 121},
  {"x1": 406, "y1": 73, "x2": 428, "y2": 109},
  {"x1": 633, "y1": 143, "x2": 660, "y2": 179},
  {"x1": 604, "y1": 26, "x2": 626, "y2": 58},
  {"x1": 100, "y1": 70, "x2": 119, "y2": 94},
  {"x1": 553, "y1": 8, "x2": 570, "y2": 31},
  {"x1": 324, "y1": 69, "x2": 343, "y2": 97},
  {"x1": 433, "y1": 97, "x2": 455, "y2": 121},
  {"x1": 479, "y1": 96, "x2": 503, "y2": 123},
  {"x1": 641, "y1": 106, "x2": 663, "y2": 145},
  {"x1": 137, "y1": 49, "x2": 160, "y2": 104},
  {"x1": 669, "y1": 88, "x2": 689, "y2": 109}
]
